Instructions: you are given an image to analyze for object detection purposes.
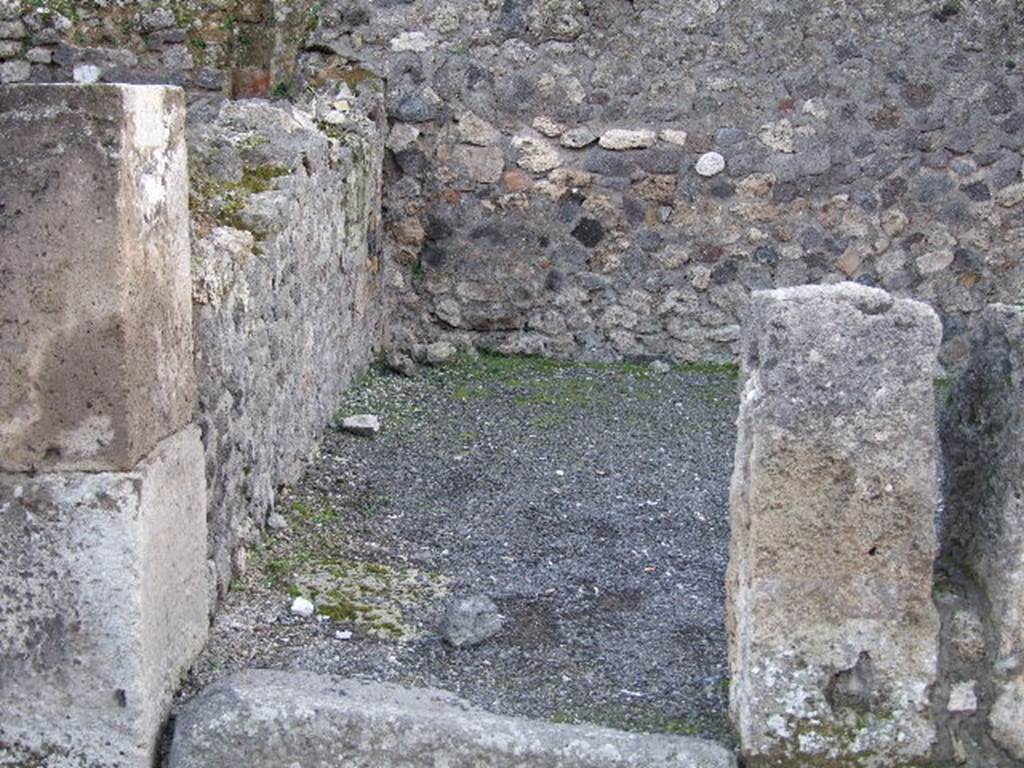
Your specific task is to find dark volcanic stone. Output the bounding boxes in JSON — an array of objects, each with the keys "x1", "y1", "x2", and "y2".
[{"x1": 571, "y1": 218, "x2": 606, "y2": 248}]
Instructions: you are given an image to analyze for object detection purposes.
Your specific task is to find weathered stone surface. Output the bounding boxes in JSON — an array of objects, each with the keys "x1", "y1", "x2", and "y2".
[
  {"x1": 0, "y1": 84, "x2": 195, "y2": 472},
  {"x1": 727, "y1": 283, "x2": 942, "y2": 765},
  {"x1": 0, "y1": 426, "x2": 209, "y2": 768},
  {"x1": 188, "y1": 97, "x2": 386, "y2": 597},
  {"x1": 168, "y1": 670, "x2": 737, "y2": 768},
  {"x1": 942, "y1": 303, "x2": 1024, "y2": 759}
]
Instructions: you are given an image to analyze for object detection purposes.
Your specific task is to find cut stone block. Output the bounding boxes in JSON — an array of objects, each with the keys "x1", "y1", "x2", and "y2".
[
  {"x1": 942, "y1": 303, "x2": 1024, "y2": 758},
  {"x1": 168, "y1": 669, "x2": 737, "y2": 768},
  {"x1": 727, "y1": 284, "x2": 942, "y2": 765},
  {"x1": 0, "y1": 84, "x2": 195, "y2": 472},
  {"x1": 0, "y1": 426, "x2": 209, "y2": 767}
]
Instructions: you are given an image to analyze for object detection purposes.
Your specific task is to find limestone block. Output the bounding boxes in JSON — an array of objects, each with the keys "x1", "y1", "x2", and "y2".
[
  {"x1": 942, "y1": 303, "x2": 1024, "y2": 757},
  {"x1": 727, "y1": 284, "x2": 942, "y2": 765},
  {"x1": 0, "y1": 84, "x2": 195, "y2": 472},
  {"x1": 0, "y1": 426, "x2": 209, "y2": 768},
  {"x1": 169, "y1": 670, "x2": 737, "y2": 768}
]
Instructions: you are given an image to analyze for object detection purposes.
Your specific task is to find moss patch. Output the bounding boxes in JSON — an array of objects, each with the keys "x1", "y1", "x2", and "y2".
[{"x1": 289, "y1": 560, "x2": 448, "y2": 640}]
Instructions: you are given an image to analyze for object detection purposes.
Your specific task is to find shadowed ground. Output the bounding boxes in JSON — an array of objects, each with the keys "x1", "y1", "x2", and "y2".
[{"x1": 180, "y1": 354, "x2": 738, "y2": 743}]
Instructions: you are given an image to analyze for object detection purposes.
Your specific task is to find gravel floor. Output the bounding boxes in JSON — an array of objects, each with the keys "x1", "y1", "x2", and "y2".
[{"x1": 179, "y1": 354, "x2": 739, "y2": 743}]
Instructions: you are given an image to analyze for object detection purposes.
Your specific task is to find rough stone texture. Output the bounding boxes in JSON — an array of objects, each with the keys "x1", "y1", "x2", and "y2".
[
  {"x1": 942, "y1": 303, "x2": 1024, "y2": 763},
  {"x1": 169, "y1": 670, "x2": 737, "y2": 768},
  {"x1": 0, "y1": 426, "x2": 209, "y2": 768},
  {"x1": 727, "y1": 284, "x2": 943, "y2": 765},
  {"x1": 187, "y1": 95, "x2": 386, "y2": 598},
  {"x1": 0, "y1": 84, "x2": 194, "y2": 472}
]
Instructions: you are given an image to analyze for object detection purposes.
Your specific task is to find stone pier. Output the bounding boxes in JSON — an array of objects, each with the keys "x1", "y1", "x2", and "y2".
[
  {"x1": 727, "y1": 284, "x2": 943, "y2": 765},
  {"x1": 0, "y1": 85, "x2": 208, "y2": 767},
  {"x1": 943, "y1": 303, "x2": 1024, "y2": 763}
]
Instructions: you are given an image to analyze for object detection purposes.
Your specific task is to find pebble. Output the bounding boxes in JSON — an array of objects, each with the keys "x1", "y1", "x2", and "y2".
[
  {"x1": 651, "y1": 360, "x2": 672, "y2": 374},
  {"x1": 948, "y1": 681, "x2": 978, "y2": 713},
  {"x1": 659, "y1": 129, "x2": 689, "y2": 147},
  {"x1": 696, "y1": 152, "x2": 726, "y2": 177},
  {"x1": 335, "y1": 630, "x2": 353, "y2": 640},
  {"x1": 342, "y1": 414, "x2": 381, "y2": 436},
  {"x1": 267, "y1": 513, "x2": 288, "y2": 531},
  {"x1": 441, "y1": 595, "x2": 504, "y2": 648},
  {"x1": 599, "y1": 129, "x2": 657, "y2": 150},
  {"x1": 386, "y1": 349, "x2": 418, "y2": 377},
  {"x1": 290, "y1": 597, "x2": 315, "y2": 618}
]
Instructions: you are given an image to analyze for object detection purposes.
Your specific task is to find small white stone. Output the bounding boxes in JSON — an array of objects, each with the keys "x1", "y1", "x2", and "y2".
[
  {"x1": 651, "y1": 360, "x2": 672, "y2": 374},
  {"x1": 267, "y1": 513, "x2": 288, "y2": 531},
  {"x1": 598, "y1": 129, "x2": 656, "y2": 150},
  {"x1": 948, "y1": 681, "x2": 977, "y2": 713},
  {"x1": 695, "y1": 151, "x2": 725, "y2": 177},
  {"x1": 802, "y1": 98, "x2": 830, "y2": 119},
  {"x1": 659, "y1": 129, "x2": 689, "y2": 147},
  {"x1": 290, "y1": 597, "x2": 315, "y2": 618},
  {"x1": 335, "y1": 630, "x2": 353, "y2": 640},
  {"x1": 72, "y1": 63, "x2": 101, "y2": 84},
  {"x1": 758, "y1": 119, "x2": 795, "y2": 153},
  {"x1": 390, "y1": 31, "x2": 433, "y2": 52},
  {"x1": 532, "y1": 116, "x2": 565, "y2": 137},
  {"x1": 511, "y1": 134, "x2": 561, "y2": 173},
  {"x1": 916, "y1": 250, "x2": 954, "y2": 274},
  {"x1": 342, "y1": 414, "x2": 381, "y2": 436}
]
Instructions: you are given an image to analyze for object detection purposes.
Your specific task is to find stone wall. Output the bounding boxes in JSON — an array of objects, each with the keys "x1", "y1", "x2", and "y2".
[
  {"x1": 288, "y1": 0, "x2": 1022, "y2": 366},
  {"x1": 4, "y1": 1, "x2": 1021, "y2": 368},
  {"x1": 0, "y1": 1, "x2": 389, "y2": 599},
  {"x1": 187, "y1": 93, "x2": 386, "y2": 599},
  {"x1": 0, "y1": 0, "x2": 318, "y2": 98}
]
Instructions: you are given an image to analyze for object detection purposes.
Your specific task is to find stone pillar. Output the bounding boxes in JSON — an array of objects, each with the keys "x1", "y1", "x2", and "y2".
[
  {"x1": 943, "y1": 303, "x2": 1024, "y2": 762},
  {"x1": 0, "y1": 85, "x2": 209, "y2": 767},
  {"x1": 727, "y1": 284, "x2": 942, "y2": 765}
]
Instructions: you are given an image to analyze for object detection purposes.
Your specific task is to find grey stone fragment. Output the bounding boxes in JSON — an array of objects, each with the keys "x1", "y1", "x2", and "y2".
[
  {"x1": 727, "y1": 284, "x2": 942, "y2": 765},
  {"x1": 561, "y1": 126, "x2": 598, "y2": 148},
  {"x1": 426, "y1": 340, "x2": 458, "y2": 365},
  {"x1": 0, "y1": 84, "x2": 195, "y2": 472},
  {"x1": 267, "y1": 513, "x2": 288, "y2": 531},
  {"x1": 0, "y1": 426, "x2": 209, "y2": 768},
  {"x1": 441, "y1": 594, "x2": 504, "y2": 647},
  {"x1": 386, "y1": 349, "x2": 418, "y2": 377},
  {"x1": 168, "y1": 670, "x2": 737, "y2": 768},
  {"x1": 342, "y1": 414, "x2": 381, "y2": 436}
]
